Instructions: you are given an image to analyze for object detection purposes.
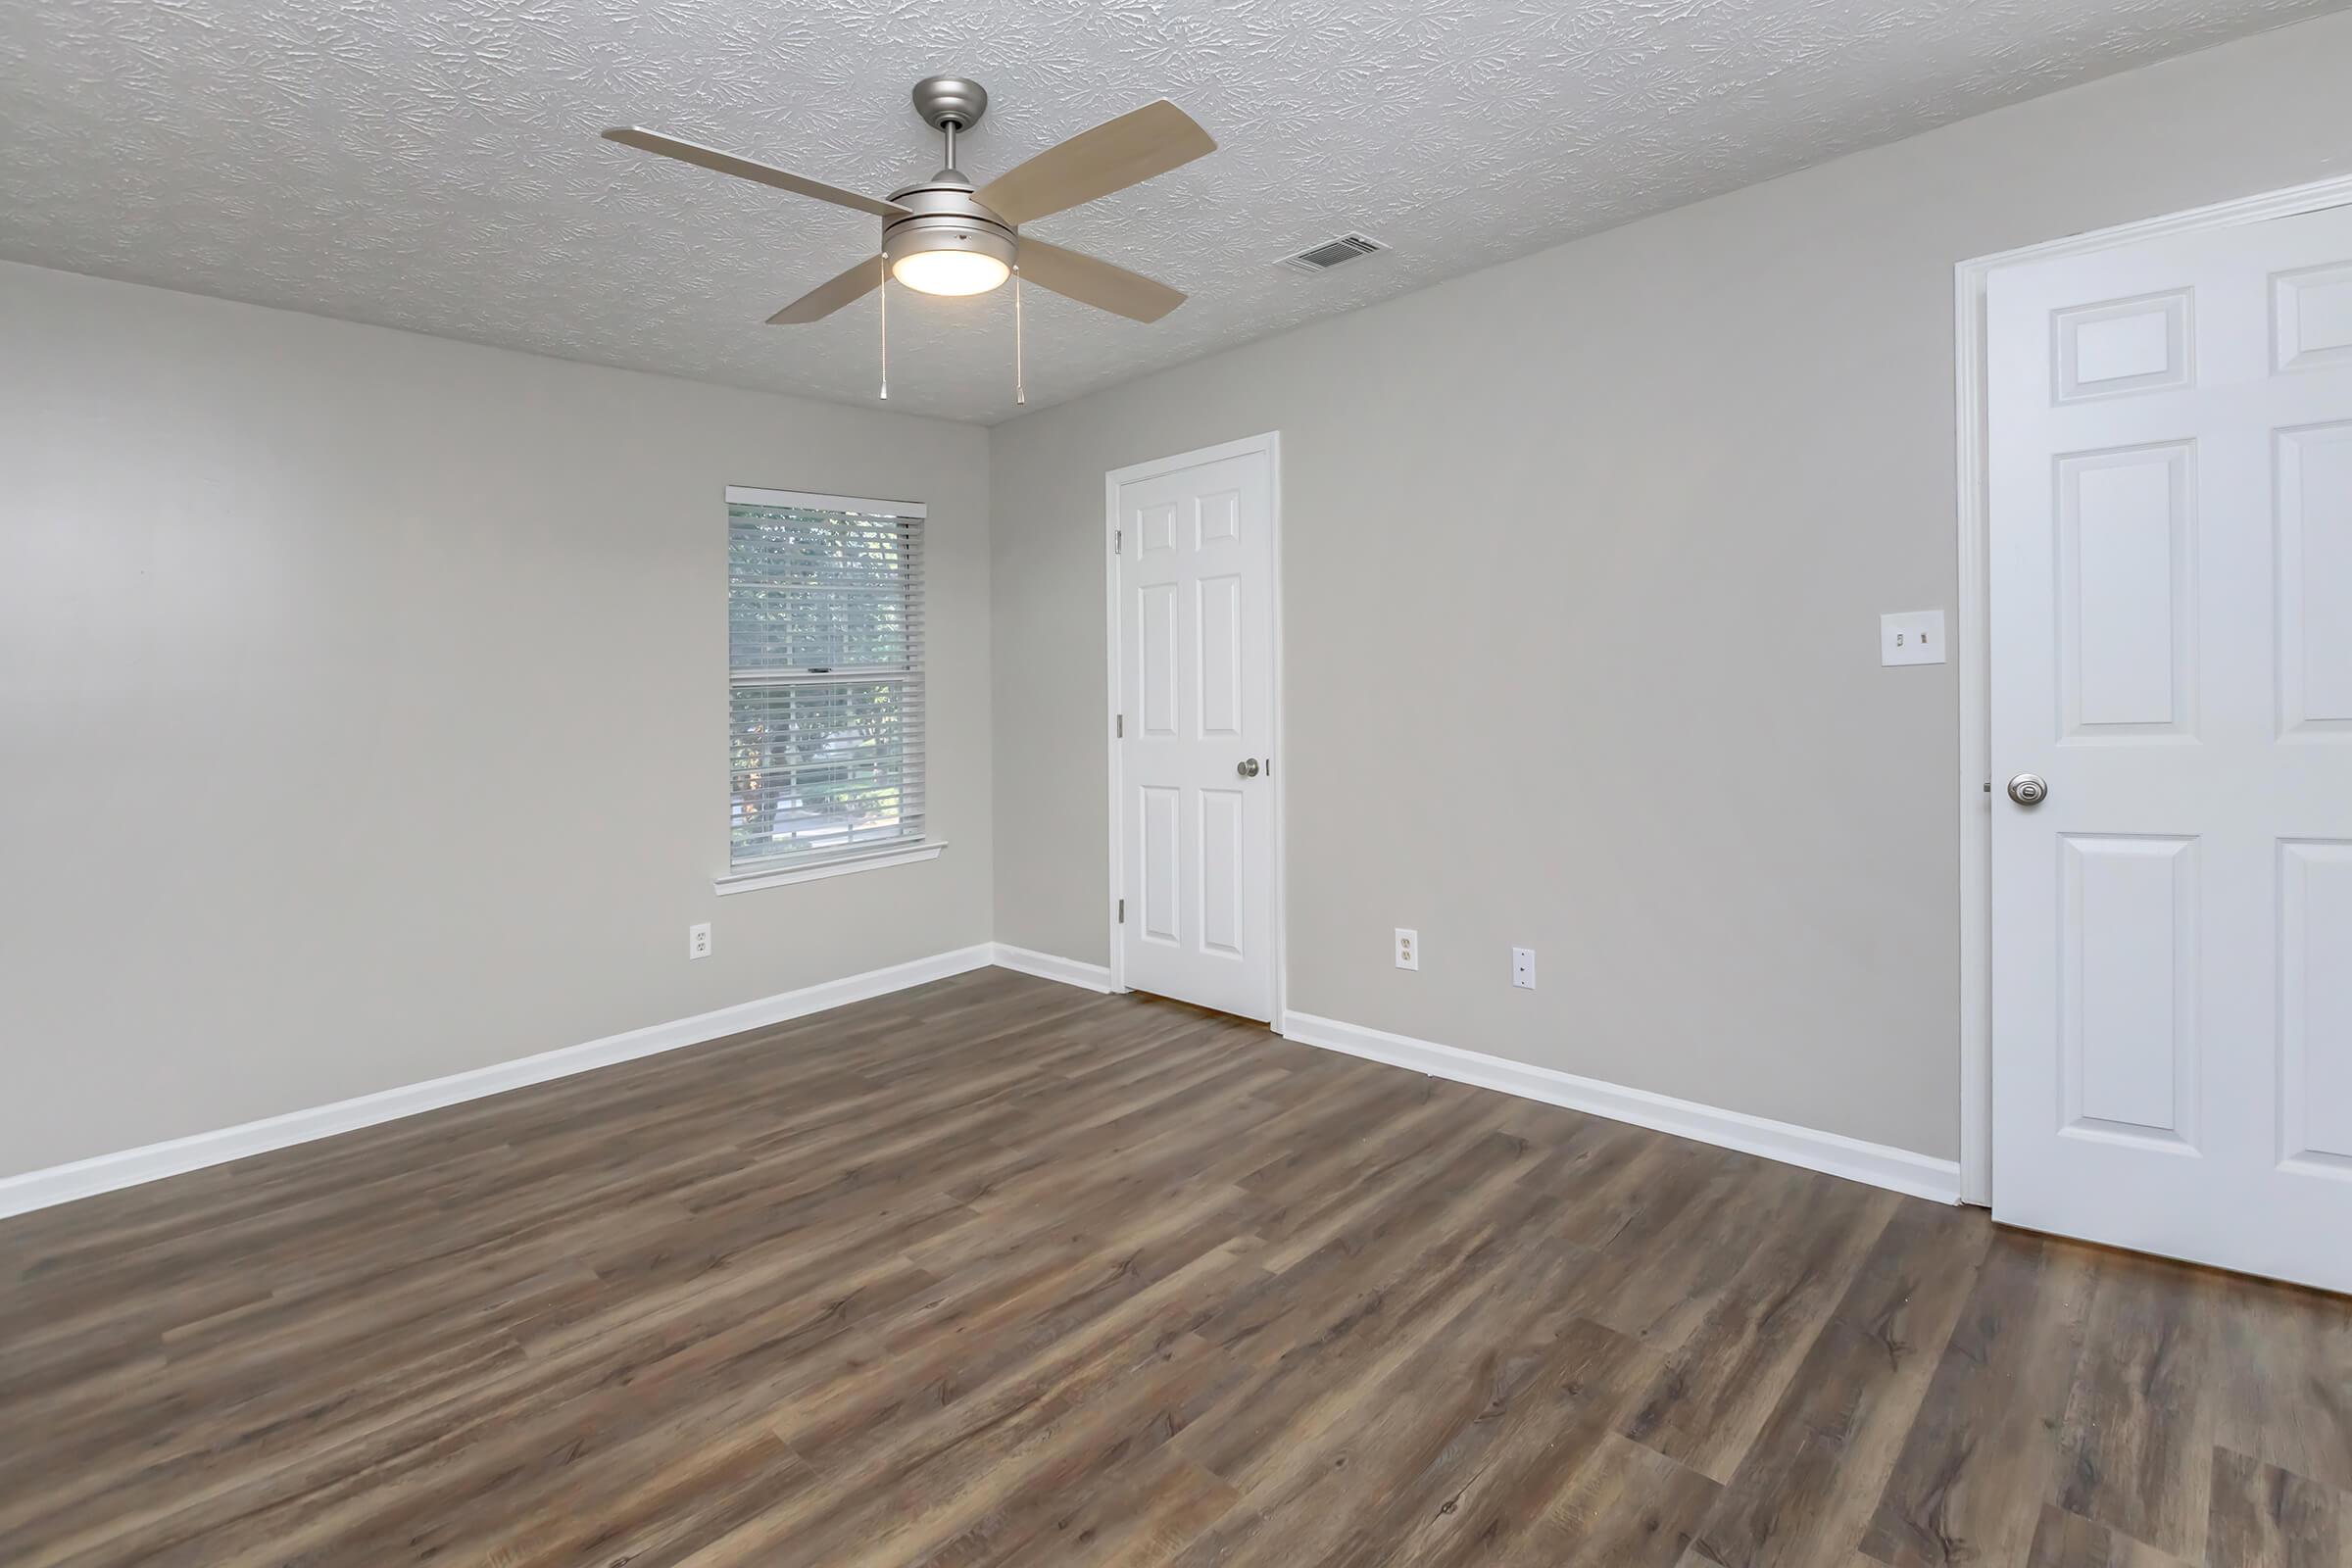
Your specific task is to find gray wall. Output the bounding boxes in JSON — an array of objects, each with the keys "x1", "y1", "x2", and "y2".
[
  {"x1": 0, "y1": 263, "x2": 993, "y2": 1177},
  {"x1": 987, "y1": 10, "x2": 2352, "y2": 1162}
]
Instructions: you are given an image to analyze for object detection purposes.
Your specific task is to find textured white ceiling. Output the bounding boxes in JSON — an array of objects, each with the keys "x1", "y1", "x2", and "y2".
[{"x1": 0, "y1": 0, "x2": 2336, "y2": 422}]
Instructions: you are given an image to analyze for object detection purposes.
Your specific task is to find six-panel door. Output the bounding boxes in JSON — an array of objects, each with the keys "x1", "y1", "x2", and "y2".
[
  {"x1": 1988, "y1": 203, "x2": 2352, "y2": 1292},
  {"x1": 1116, "y1": 448, "x2": 1276, "y2": 1021}
]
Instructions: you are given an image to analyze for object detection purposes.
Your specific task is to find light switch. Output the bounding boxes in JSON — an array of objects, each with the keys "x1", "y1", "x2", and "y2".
[{"x1": 1881, "y1": 610, "x2": 1946, "y2": 667}]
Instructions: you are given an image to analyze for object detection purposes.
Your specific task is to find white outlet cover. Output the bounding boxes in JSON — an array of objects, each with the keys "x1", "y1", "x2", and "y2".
[
  {"x1": 688, "y1": 922, "x2": 712, "y2": 959},
  {"x1": 1511, "y1": 947, "x2": 1537, "y2": 989},
  {"x1": 1395, "y1": 928, "x2": 1419, "y2": 971},
  {"x1": 1881, "y1": 609, "x2": 1946, "y2": 666}
]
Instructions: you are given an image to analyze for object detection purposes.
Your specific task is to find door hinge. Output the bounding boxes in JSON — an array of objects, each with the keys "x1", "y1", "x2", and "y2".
[
  {"x1": 1117, "y1": 898, "x2": 1125, "y2": 924},
  {"x1": 1113, "y1": 528, "x2": 1121, "y2": 553},
  {"x1": 1115, "y1": 712, "x2": 1124, "y2": 738}
]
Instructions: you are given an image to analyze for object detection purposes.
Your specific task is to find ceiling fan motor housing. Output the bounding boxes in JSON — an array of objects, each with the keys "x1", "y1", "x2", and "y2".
[{"x1": 881, "y1": 180, "x2": 1017, "y2": 276}]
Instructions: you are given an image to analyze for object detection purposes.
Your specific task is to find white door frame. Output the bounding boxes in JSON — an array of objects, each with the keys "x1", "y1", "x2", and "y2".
[
  {"x1": 1104, "y1": 431, "x2": 1287, "y2": 1017},
  {"x1": 1952, "y1": 172, "x2": 2352, "y2": 1207}
]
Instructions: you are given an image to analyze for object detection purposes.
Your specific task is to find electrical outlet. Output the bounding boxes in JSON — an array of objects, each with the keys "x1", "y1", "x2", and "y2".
[
  {"x1": 1395, "y1": 928, "x2": 1419, "y2": 971},
  {"x1": 688, "y1": 922, "x2": 711, "y2": 960},
  {"x1": 1512, "y1": 947, "x2": 1537, "y2": 989}
]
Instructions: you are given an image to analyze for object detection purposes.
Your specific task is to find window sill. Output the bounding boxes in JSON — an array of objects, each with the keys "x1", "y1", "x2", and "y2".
[{"x1": 713, "y1": 840, "x2": 946, "y2": 895}]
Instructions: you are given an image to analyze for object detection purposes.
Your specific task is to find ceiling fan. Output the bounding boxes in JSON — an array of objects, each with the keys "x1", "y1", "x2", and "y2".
[{"x1": 603, "y1": 76, "x2": 1215, "y2": 327}]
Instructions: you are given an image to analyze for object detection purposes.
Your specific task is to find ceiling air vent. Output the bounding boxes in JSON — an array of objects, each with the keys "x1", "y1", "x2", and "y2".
[{"x1": 1278, "y1": 233, "x2": 1385, "y2": 273}]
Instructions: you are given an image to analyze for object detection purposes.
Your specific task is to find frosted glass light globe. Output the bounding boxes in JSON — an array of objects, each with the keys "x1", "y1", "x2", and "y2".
[{"x1": 891, "y1": 249, "x2": 1010, "y2": 296}]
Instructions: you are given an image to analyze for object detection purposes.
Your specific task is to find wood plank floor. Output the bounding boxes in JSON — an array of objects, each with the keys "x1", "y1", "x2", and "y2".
[{"x1": 3, "y1": 968, "x2": 2347, "y2": 1566}]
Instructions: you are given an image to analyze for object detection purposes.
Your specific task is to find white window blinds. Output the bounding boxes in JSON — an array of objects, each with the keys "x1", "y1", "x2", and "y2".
[{"x1": 726, "y1": 487, "x2": 925, "y2": 872}]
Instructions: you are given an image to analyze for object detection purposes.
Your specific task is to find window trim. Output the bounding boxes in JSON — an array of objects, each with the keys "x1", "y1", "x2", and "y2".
[
  {"x1": 726, "y1": 485, "x2": 928, "y2": 517},
  {"x1": 713, "y1": 838, "x2": 946, "y2": 895},
  {"x1": 721, "y1": 484, "x2": 934, "y2": 892}
]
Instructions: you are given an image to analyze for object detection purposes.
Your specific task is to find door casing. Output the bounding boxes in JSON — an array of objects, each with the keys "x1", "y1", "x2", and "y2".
[
  {"x1": 1104, "y1": 432, "x2": 1286, "y2": 1016},
  {"x1": 1954, "y1": 172, "x2": 2352, "y2": 1207}
]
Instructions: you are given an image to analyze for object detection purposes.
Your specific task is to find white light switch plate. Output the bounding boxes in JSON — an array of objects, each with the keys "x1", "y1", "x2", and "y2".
[{"x1": 1881, "y1": 610, "x2": 1946, "y2": 666}]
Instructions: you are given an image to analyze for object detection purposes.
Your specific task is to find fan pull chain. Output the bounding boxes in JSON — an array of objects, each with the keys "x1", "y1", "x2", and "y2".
[
  {"x1": 1013, "y1": 264, "x2": 1026, "y2": 406},
  {"x1": 877, "y1": 258, "x2": 889, "y2": 401}
]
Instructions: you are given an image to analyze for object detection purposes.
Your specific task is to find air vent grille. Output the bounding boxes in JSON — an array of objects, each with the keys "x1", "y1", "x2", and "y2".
[{"x1": 1278, "y1": 233, "x2": 1385, "y2": 273}]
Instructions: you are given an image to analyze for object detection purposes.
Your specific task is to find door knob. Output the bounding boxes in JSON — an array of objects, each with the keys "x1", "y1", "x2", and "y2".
[
  {"x1": 2007, "y1": 772, "x2": 2048, "y2": 806},
  {"x1": 1236, "y1": 758, "x2": 1260, "y2": 778}
]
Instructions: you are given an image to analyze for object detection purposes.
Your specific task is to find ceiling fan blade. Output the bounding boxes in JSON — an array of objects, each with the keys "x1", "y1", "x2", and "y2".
[
  {"x1": 768, "y1": 257, "x2": 884, "y2": 324},
  {"x1": 974, "y1": 101, "x2": 1214, "y2": 225},
  {"x1": 603, "y1": 127, "x2": 908, "y2": 220},
  {"x1": 1017, "y1": 238, "x2": 1184, "y2": 323}
]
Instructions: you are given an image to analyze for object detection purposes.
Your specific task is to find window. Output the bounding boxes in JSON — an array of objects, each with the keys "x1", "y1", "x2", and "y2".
[{"x1": 724, "y1": 487, "x2": 929, "y2": 883}]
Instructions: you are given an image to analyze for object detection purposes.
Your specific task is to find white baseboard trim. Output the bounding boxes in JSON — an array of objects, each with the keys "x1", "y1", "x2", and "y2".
[
  {"x1": 1278, "y1": 1009, "x2": 1962, "y2": 1205},
  {"x1": 0, "y1": 950, "x2": 1956, "y2": 1220},
  {"x1": 0, "y1": 943, "x2": 999, "y2": 1220},
  {"x1": 988, "y1": 943, "x2": 1115, "y2": 993}
]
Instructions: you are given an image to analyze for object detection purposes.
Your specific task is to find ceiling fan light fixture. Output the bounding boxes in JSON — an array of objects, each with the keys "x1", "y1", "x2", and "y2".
[
  {"x1": 891, "y1": 247, "x2": 1010, "y2": 296},
  {"x1": 882, "y1": 213, "x2": 1017, "y2": 298}
]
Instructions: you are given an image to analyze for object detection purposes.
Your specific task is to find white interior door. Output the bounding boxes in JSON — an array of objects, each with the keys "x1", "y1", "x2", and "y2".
[
  {"x1": 1988, "y1": 201, "x2": 2352, "y2": 1293},
  {"x1": 1113, "y1": 441, "x2": 1277, "y2": 1021}
]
